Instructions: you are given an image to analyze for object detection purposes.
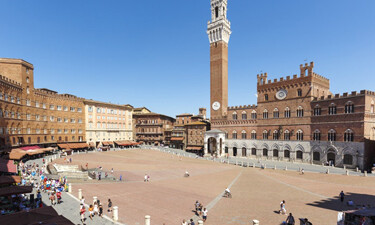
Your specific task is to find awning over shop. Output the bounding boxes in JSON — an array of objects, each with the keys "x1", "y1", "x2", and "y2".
[
  {"x1": 19, "y1": 146, "x2": 40, "y2": 151},
  {"x1": 0, "y1": 175, "x2": 21, "y2": 185},
  {"x1": 114, "y1": 141, "x2": 140, "y2": 146},
  {"x1": 186, "y1": 146, "x2": 203, "y2": 151},
  {"x1": 102, "y1": 141, "x2": 114, "y2": 146},
  {"x1": 9, "y1": 149, "x2": 28, "y2": 160},
  {"x1": 171, "y1": 137, "x2": 184, "y2": 141},
  {"x1": 0, "y1": 185, "x2": 32, "y2": 196},
  {"x1": 1, "y1": 206, "x2": 74, "y2": 225},
  {"x1": 58, "y1": 143, "x2": 88, "y2": 149},
  {"x1": 0, "y1": 158, "x2": 17, "y2": 173}
]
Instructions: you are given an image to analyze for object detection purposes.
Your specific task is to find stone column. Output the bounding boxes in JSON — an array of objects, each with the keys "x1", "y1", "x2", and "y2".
[
  {"x1": 113, "y1": 206, "x2": 118, "y2": 221},
  {"x1": 145, "y1": 215, "x2": 151, "y2": 225},
  {"x1": 204, "y1": 140, "x2": 208, "y2": 156},
  {"x1": 78, "y1": 189, "x2": 82, "y2": 200},
  {"x1": 68, "y1": 183, "x2": 72, "y2": 193}
]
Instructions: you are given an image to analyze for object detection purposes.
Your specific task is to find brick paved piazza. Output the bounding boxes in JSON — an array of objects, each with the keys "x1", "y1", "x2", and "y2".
[{"x1": 54, "y1": 149, "x2": 375, "y2": 225}]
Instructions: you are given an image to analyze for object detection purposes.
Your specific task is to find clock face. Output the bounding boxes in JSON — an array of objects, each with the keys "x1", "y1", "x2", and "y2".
[
  {"x1": 212, "y1": 101, "x2": 220, "y2": 111},
  {"x1": 276, "y1": 89, "x2": 288, "y2": 100}
]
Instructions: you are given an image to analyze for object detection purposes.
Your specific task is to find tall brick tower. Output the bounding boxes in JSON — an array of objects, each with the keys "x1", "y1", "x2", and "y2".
[{"x1": 207, "y1": 0, "x2": 231, "y2": 120}]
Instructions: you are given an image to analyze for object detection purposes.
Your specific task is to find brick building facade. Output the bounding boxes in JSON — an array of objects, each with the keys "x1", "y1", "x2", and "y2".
[
  {"x1": 134, "y1": 113, "x2": 175, "y2": 146},
  {"x1": 204, "y1": 1, "x2": 375, "y2": 170},
  {"x1": 0, "y1": 58, "x2": 86, "y2": 149}
]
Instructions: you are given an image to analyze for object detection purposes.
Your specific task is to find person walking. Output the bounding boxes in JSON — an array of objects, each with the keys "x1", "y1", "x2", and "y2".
[
  {"x1": 99, "y1": 204, "x2": 103, "y2": 218},
  {"x1": 88, "y1": 205, "x2": 94, "y2": 220},
  {"x1": 181, "y1": 219, "x2": 188, "y2": 225},
  {"x1": 280, "y1": 200, "x2": 286, "y2": 215},
  {"x1": 144, "y1": 174, "x2": 147, "y2": 182},
  {"x1": 108, "y1": 199, "x2": 113, "y2": 213},
  {"x1": 189, "y1": 219, "x2": 195, "y2": 225},
  {"x1": 340, "y1": 191, "x2": 345, "y2": 203},
  {"x1": 202, "y1": 208, "x2": 208, "y2": 222},
  {"x1": 286, "y1": 213, "x2": 295, "y2": 225},
  {"x1": 80, "y1": 205, "x2": 86, "y2": 225}
]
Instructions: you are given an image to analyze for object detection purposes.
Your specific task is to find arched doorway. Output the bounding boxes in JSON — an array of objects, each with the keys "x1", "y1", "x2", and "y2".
[
  {"x1": 242, "y1": 147, "x2": 246, "y2": 157},
  {"x1": 273, "y1": 149, "x2": 278, "y2": 157},
  {"x1": 208, "y1": 137, "x2": 217, "y2": 156},
  {"x1": 327, "y1": 151, "x2": 336, "y2": 166},
  {"x1": 284, "y1": 150, "x2": 290, "y2": 158},
  {"x1": 296, "y1": 151, "x2": 303, "y2": 160},
  {"x1": 263, "y1": 148, "x2": 268, "y2": 157},
  {"x1": 251, "y1": 148, "x2": 256, "y2": 156},
  {"x1": 233, "y1": 147, "x2": 237, "y2": 157}
]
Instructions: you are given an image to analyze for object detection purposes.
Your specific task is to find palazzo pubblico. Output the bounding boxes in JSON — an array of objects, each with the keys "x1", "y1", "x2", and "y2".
[{"x1": 204, "y1": 0, "x2": 375, "y2": 171}]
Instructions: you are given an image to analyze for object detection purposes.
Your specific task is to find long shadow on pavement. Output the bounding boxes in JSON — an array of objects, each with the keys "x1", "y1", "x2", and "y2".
[{"x1": 307, "y1": 192, "x2": 375, "y2": 212}]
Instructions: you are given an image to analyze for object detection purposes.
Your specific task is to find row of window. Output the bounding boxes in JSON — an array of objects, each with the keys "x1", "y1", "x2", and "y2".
[
  {"x1": 232, "y1": 103, "x2": 358, "y2": 120},
  {"x1": 227, "y1": 129, "x2": 355, "y2": 142},
  {"x1": 10, "y1": 135, "x2": 84, "y2": 145},
  {"x1": 0, "y1": 93, "x2": 21, "y2": 104},
  {"x1": 88, "y1": 106, "x2": 128, "y2": 115},
  {"x1": 0, "y1": 127, "x2": 83, "y2": 135}
]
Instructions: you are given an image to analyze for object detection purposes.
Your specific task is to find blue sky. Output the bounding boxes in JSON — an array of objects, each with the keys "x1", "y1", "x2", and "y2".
[{"x1": 1, "y1": 0, "x2": 374, "y2": 117}]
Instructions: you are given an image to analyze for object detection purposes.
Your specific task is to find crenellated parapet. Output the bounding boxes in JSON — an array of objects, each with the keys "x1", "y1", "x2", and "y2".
[
  {"x1": 257, "y1": 62, "x2": 330, "y2": 89},
  {"x1": 34, "y1": 88, "x2": 84, "y2": 102},
  {"x1": 0, "y1": 74, "x2": 23, "y2": 90},
  {"x1": 228, "y1": 104, "x2": 257, "y2": 110},
  {"x1": 312, "y1": 90, "x2": 375, "y2": 101}
]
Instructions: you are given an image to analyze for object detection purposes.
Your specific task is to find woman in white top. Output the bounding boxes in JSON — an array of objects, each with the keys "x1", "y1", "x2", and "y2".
[{"x1": 181, "y1": 219, "x2": 188, "y2": 225}]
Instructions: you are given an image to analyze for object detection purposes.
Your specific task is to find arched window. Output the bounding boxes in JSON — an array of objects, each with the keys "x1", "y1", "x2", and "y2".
[
  {"x1": 343, "y1": 154, "x2": 353, "y2": 165},
  {"x1": 313, "y1": 130, "x2": 321, "y2": 141},
  {"x1": 284, "y1": 107, "x2": 290, "y2": 118},
  {"x1": 251, "y1": 148, "x2": 256, "y2": 155},
  {"x1": 328, "y1": 129, "x2": 336, "y2": 141},
  {"x1": 344, "y1": 129, "x2": 354, "y2": 142},
  {"x1": 314, "y1": 105, "x2": 321, "y2": 116},
  {"x1": 251, "y1": 130, "x2": 257, "y2": 139},
  {"x1": 273, "y1": 130, "x2": 279, "y2": 140},
  {"x1": 264, "y1": 94, "x2": 269, "y2": 101},
  {"x1": 232, "y1": 112, "x2": 237, "y2": 120},
  {"x1": 297, "y1": 106, "x2": 304, "y2": 117},
  {"x1": 263, "y1": 109, "x2": 268, "y2": 119},
  {"x1": 297, "y1": 89, "x2": 302, "y2": 97},
  {"x1": 232, "y1": 130, "x2": 237, "y2": 139},
  {"x1": 241, "y1": 130, "x2": 247, "y2": 139},
  {"x1": 296, "y1": 130, "x2": 304, "y2": 141},
  {"x1": 242, "y1": 111, "x2": 247, "y2": 120},
  {"x1": 345, "y1": 102, "x2": 354, "y2": 114},
  {"x1": 262, "y1": 130, "x2": 269, "y2": 140},
  {"x1": 313, "y1": 152, "x2": 320, "y2": 161},
  {"x1": 284, "y1": 150, "x2": 290, "y2": 158},
  {"x1": 273, "y1": 108, "x2": 279, "y2": 118},
  {"x1": 329, "y1": 103, "x2": 337, "y2": 115},
  {"x1": 284, "y1": 130, "x2": 290, "y2": 140},
  {"x1": 251, "y1": 110, "x2": 257, "y2": 119},
  {"x1": 263, "y1": 148, "x2": 268, "y2": 156},
  {"x1": 296, "y1": 151, "x2": 303, "y2": 159},
  {"x1": 273, "y1": 149, "x2": 279, "y2": 157}
]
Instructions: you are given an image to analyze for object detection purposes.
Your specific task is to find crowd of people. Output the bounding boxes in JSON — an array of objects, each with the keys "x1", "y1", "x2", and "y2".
[{"x1": 79, "y1": 197, "x2": 113, "y2": 225}]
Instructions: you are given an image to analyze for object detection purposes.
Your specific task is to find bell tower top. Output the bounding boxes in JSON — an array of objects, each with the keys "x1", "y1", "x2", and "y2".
[{"x1": 207, "y1": 0, "x2": 231, "y2": 44}]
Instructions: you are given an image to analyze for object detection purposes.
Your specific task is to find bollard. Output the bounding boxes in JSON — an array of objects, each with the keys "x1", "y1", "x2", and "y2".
[
  {"x1": 252, "y1": 163, "x2": 255, "y2": 168},
  {"x1": 344, "y1": 165, "x2": 346, "y2": 170},
  {"x1": 356, "y1": 167, "x2": 359, "y2": 172},
  {"x1": 93, "y1": 196, "x2": 97, "y2": 204},
  {"x1": 68, "y1": 183, "x2": 72, "y2": 193},
  {"x1": 346, "y1": 170, "x2": 349, "y2": 176},
  {"x1": 364, "y1": 171, "x2": 367, "y2": 177},
  {"x1": 264, "y1": 164, "x2": 267, "y2": 169},
  {"x1": 242, "y1": 161, "x2": 244, "y2": 167},
  {"x1": 326, "y1": 168, "x2": 330, "y2": 174},
  {"x1": 198, "y1": 220, "x2": 203, "y2": 225},
  {"x1": 236, "y1": 159, "x2": 237, "y2": 165},
  {"x1": 78, "y1": 189, "x2": 82, "y2": 200},
  {"x1": 253, "y1": 219, "x2": 259, "y2": 225},
  {"x1": 285, "y1": 166, "x2": 287, "y2": 171},
  {"x1": 145, "y1": 215, "x2": 150, "y2": 225},
  {"x1": 274, "y1": 165, "x2": 276, "y2": 170},
  {"x1": 248, "y1": 162, "x2": 250, "y2": 167},
  {"x1": 113, "y1": 206, "x2": 119, "y2": 221}
]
